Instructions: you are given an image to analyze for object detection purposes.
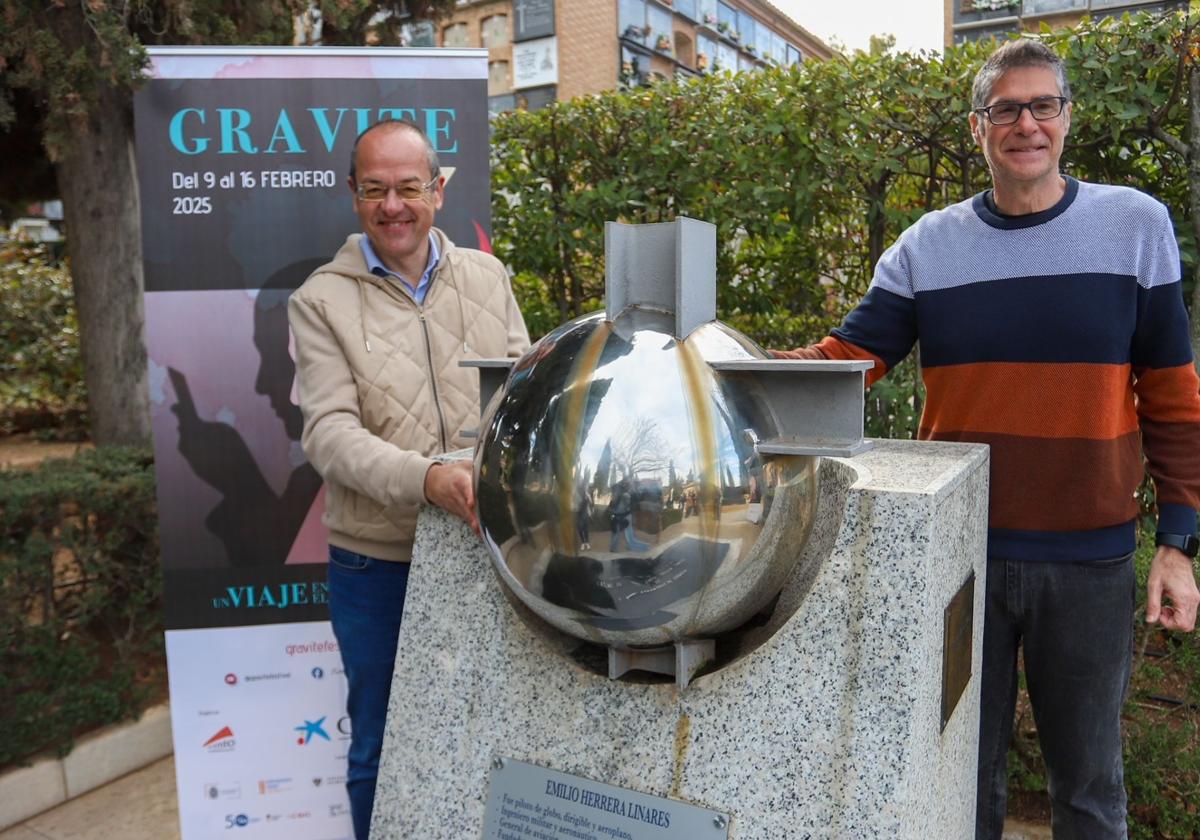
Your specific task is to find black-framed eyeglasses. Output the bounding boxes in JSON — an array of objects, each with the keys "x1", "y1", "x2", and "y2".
[
  {"x1": 355, "y1": 177, "x2": 439, "y2": 202},
  {"x1": 974, "y1": 96, "x2": 1069, "y2": 126}
]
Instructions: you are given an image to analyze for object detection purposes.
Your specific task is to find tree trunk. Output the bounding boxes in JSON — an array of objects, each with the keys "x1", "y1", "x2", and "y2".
[
  {"x1": 55, "y1": 81, "x2": 151, "y2": 446},
  {"x1": 866, "y1": 185, "x2": 889, "y2": 273},
  {"x1": 1190, "y1": 64, "x2": 1200, "y2": 375}
]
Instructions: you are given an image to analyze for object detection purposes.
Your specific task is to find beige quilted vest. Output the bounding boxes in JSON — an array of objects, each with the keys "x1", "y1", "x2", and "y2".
[{"x1": 289, "y1": 229, "x2": 530, "y2": 561}]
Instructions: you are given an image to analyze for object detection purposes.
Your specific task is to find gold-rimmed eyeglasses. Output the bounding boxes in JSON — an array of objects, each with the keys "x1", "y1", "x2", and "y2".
[{"x1": 355, "y1": 177, "x2": 439, "y2": 202}]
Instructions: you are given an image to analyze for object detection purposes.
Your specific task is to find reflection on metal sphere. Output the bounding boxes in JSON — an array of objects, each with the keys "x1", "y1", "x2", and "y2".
[{"x1": 474, "y1": 308, "x2": 819, "y2": 650}]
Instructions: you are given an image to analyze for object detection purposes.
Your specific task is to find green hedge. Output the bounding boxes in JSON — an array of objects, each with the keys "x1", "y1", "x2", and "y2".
[
  {"x1": 0, "y1": 446, "x2": 162, "y2": 767},
  {"x1": 0, "y1": 243, "x2": 86, "y2": 436},
  {"x1": 491, "y1": 11, "x2": 1196, "y2": 441}
]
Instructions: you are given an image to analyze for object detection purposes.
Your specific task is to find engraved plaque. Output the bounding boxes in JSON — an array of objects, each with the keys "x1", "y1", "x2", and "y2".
[
  {"x1": 941, "y1": 571, "x2": 975, "y2": 732},
  {"x1": 482, "y1": 757, "x2": 730, "y2": 840}
]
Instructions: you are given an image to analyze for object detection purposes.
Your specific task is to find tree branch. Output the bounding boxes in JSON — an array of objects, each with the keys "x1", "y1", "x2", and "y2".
[{"x1": 1152, "y1": 124, "x2": 1189, "y2": 158}]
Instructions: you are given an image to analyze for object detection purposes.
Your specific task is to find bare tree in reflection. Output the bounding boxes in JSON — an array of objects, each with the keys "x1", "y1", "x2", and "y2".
[
  {"x1": 611, "y1": 415, "x2": 670, "y2": 480},
  {"x1": 606, "y1": 416, "x2": 670, "y2": 550}
]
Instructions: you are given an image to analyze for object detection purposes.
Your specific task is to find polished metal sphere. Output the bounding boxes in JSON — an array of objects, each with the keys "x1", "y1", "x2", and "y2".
[{"x1": 473, "y1": 308, "x2": 819, "y2": 649}]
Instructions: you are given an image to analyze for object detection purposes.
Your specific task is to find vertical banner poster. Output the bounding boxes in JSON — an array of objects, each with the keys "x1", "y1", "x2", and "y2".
[{"x1": 135, "y1": 47, "x2": 489, "y2": 840}]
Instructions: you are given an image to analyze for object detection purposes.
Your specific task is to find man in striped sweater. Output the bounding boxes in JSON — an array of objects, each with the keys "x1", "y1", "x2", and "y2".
[{"x1": 775, "y1": 39, "x2": 1200, "y2": 840}]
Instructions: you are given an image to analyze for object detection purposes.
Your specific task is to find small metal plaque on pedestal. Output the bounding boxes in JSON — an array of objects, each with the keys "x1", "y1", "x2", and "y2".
[
  {"x1": 482, "y1": 756, "x2": 730, "y2": 839},
  {"x1": 941, "y1": 571, "x2": 975, "y2": 732}
]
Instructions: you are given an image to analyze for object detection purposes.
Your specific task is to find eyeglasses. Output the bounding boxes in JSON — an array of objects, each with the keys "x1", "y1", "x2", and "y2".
[
  {"x1": 974, "y1": 96, "x2": 1069, "y2": 126},
  {"x1": 355, "y1": 177, "x2": 439, "y2": 202}
]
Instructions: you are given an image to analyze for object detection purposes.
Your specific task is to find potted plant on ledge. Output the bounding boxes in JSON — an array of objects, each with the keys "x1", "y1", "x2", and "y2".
[{"x1": 620, "y1": 59, "x2": 644, "y2": 89}]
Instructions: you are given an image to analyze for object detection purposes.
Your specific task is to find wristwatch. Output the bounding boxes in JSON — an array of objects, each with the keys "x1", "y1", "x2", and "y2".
[{"x1": 1155, "y1": 532, "x2": 1200, "y2": 558}]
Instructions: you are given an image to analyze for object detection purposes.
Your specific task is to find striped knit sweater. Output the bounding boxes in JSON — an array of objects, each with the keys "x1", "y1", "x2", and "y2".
[{"x1": 811, "y1": 177, "x2": 1200, "y2": 562}]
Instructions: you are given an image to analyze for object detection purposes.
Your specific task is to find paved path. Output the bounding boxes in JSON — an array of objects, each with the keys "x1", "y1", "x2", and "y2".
[
  {"x1": 0, "y1": 757, "x2": 179, "y2": 840},
  {"x1": 0, "y1": 753, "x2": 1052, "y2": 840},
  {"x1": 1003, "y1": 821, "x2": 1053, "y2": 840},
  {"x1": 0, "y1": 434, "x2": 89, "y2": 470}
]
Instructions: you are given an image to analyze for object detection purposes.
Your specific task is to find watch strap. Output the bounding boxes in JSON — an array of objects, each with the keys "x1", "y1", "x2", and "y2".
[{"x1": 1155, "y1": 532, "x2": 1200, "y2": 559}]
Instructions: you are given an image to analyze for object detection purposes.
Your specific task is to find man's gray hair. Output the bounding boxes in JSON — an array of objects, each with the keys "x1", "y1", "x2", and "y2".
[
  {"x1": 348, "y1": 118, "x2": 441, "y2": 182},
  {"x1": 971, "y1": 39, "x2": 1071, "y2": 109}
]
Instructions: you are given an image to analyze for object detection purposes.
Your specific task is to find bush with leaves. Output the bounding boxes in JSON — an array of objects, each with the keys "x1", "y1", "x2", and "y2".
[
  {"x1": 490, "y1": 41, "x2": 1000, "y2": 349},
  {"x1": 0, "y1": 244, "x2": 86, "y2": 436},
  {"x1": 0, "y1": 447, "x2": 162, "y2": 768},
  {"x1": 492, "y1": 10, "x2": 1198, "y2": 437}
]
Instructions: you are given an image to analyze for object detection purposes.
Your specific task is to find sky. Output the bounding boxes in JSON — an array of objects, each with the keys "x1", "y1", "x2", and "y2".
[{"x1": 772, "y1": 0, "x2": 945, "y2": 55}]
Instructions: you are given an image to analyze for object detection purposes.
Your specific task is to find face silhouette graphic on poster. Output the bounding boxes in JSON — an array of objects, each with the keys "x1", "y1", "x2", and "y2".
[{"x1": 135, "y1": 48, "x2": 489, "y2": 840}]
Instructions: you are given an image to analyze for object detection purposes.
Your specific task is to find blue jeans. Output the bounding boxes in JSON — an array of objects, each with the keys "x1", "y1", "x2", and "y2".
[
  {"x1": 976, "y1": 555, "x2": 1135, "y2": 840},
  {"x1": 327, "y1": 546, "x2": 410, "y2": 840},
  {"x1": 609, "y1": 519, "x2": 649, "y2": 552}
]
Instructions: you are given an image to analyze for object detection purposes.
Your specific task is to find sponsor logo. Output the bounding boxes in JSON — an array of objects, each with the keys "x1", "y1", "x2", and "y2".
[
  {"x1": 204, "y1": 782, "x2": 241, "y2": 801},
  {"x1": 311, "y1": 777, "x2": 322, "y2": 788},
  {"x1": 265, "y1": 813, "x2": 284, "y2": 823},
  {"x1": 294, "y1": 717, "x2": 330, "y2": 745},
  {"x1": 287, "y1": 811, "x2": 312, "y2": 821},
  {"x1": 329, "y1": 803, "x2": 349, "y2": 818},
  {"x1": 336, "y1": 716, "x2": 351, "y2": 739},
  {"x1": 285, "y1": 640, "x2": 339, "y2": 656},
  {"x1": 257, "y1": 778, "x2": 293, "y2": 795},
  {"x1": 224, "y1": 813, "x2": 259, "y2": 829},
  {"x1": 311, "y1": 666, "x2": 324, "y2": 679},
  {"x1": 224, "y1": 673, "x2": 237, "y2": 686},
  {"x1": 198, "y1": 709, "x2": 220, "y2": 717},
  {"x1": 203, "y1": 726, "x2": 236, "y2": 753},
  {"x1": 212, "y1": 582, "x2": 329, "y2": 611}
]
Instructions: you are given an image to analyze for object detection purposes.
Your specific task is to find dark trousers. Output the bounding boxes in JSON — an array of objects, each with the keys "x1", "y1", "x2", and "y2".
[
  {"x1": 327, "y1": 546, "x2": 410, "y2": 840},
  {"x1": 976, "y1": 555, "x2": 1135, "y2": 840}
]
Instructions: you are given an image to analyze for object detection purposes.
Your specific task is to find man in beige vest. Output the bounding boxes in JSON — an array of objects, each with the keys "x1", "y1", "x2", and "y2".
[{"x1": 289, "y1": 119, "x2": 529, "y2": 839}]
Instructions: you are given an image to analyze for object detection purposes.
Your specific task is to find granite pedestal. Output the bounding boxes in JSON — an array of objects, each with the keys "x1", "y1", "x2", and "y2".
[{"x1": 372, "y1": 440, "x2": 989, "y2": 839}]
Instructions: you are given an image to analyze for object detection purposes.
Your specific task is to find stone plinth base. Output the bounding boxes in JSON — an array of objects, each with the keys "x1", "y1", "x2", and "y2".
[{"x1": 373, "y1": 440, "x2": 989, "y2": 839}]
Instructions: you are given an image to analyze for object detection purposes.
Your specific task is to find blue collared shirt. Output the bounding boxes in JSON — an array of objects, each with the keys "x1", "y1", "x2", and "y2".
[{"x1": 359, "y1": 233, "x2": 440, "y2": 306}]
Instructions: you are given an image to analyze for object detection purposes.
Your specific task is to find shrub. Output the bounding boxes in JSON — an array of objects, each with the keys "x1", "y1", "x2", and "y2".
[
  {"x1": 491, "y1": 10, "x2": 1196, "y2": 440},
  {"x1": 0, "y1": 446, "x2": 162, "y2": 768},
  {"x1": 0, "y1": 244, "x2": 86, "y2": 437}
]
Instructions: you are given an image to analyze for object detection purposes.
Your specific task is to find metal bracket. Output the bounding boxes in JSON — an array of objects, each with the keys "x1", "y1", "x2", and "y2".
[
  {"x1": 608, "y1": 639, "x2": 715, "y2": 690},
  {"x1": 605, "y1": 217, "x2": 716, "y2": 339},
  {"x1": 459, "y1": 358, "x2": 517, "y2": 418},
  {"x1": 710, "y1": 359, "x2": 874, "y2": 457}
]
